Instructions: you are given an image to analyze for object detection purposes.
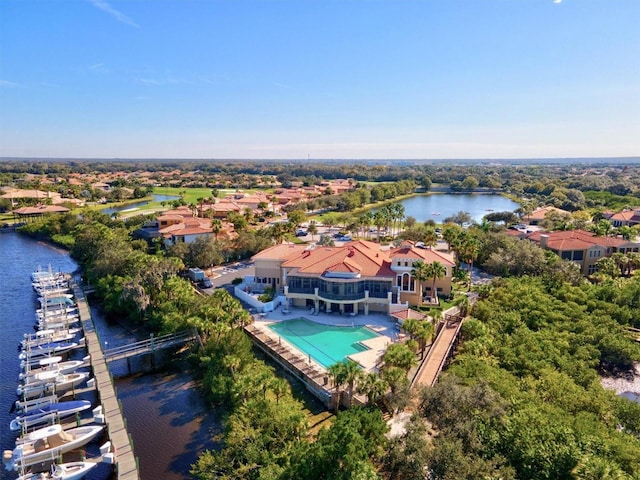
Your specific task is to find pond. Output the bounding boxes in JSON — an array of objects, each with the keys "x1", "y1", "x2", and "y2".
[
  {"x1": 390, "y1": 193, "x2": 520, "y2": 223},
  {"x1": 102, "y1": 194, "x2": 180, "y2": 215}
]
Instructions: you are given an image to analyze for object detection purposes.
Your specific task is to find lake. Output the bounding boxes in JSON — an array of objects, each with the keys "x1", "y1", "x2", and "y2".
[
  {"x1": 392, "y1": 193, "x2": 520, "y2": 223},
  {"x1": 102, "y1": 194, "x2": 180, "y2": 215}
]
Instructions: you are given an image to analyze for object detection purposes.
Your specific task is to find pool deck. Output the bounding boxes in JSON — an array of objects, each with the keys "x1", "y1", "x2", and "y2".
[{"x1": 251, "y1": 306, "x2": 398, "y2": 373}]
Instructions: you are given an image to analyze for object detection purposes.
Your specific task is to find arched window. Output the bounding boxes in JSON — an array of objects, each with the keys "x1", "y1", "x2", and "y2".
[{"x1": 399, "y1": 273, "x2": 414, "y2": 292}]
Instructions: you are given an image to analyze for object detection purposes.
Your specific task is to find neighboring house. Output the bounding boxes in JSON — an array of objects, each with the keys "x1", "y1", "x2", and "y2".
[
  {"x1": 1, "y1": 188, "x2": 64, "y2": 205},
  {"x1": 523, "y1": 206, "x2": 571, "y2": 225},
  {"x1": 203, "y1": 200, "x2": 242, "y2": 219},
  {"x1": 251, "y1": 240, "x2": 455, "y2": 316},
  {"x1": 528, "y1": 229, "x2": 640, "y2": 275},
  {"x1": 91, "y1": 182, "x2": 111, "y2": 192},
  {"x1": 608, "y1": 208, "x2": 640, "y2": 227},
  {"x1": 12, "y1": 205, "x2": 70, "y2": 220},
  {"x1": 152, "y1": 207, "x2": 234, "y2": 246}
]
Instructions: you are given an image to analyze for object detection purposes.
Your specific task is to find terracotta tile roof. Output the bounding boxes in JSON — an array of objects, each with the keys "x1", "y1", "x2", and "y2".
[
  {"x1": 13, "y1": 205, "x2": 70, "y2": 214},
  {"x1": 525, "y1": 206, "x2": 570, "y2": 221},
  {"x1": 390, "y1": 309, "x2": 428, "y2": 321},
  {"x1": 252, "y1": 243, "x2": 307, "y2": 260},
  {"x1": 610, "y1": 210, "x2": 636, "y2": 221},
  {"x1": 528, "y1": 229, "x2": 627, "y2": 251},
  {"x1": 161, "y1": 207, "x2": 194, "y2": 217},
  {"x1": 389, "y1": 243, "x2": 456, "y2": 266},
  {"x1": 282, "y1": 241, "x2": 395, "y2": 277}
]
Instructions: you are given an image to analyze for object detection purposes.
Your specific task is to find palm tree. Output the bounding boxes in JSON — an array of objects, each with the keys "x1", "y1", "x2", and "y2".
[
  {"x1": 454, "y1": 294, "x2": 471, "y2": 317},
  {"x1": 341, "y1": 360, "x2": 362, "y2": 407},
  {"x1": 307, "y1": 222, "x2": 318, "y2": 241},
  {"x1": 373, "y1": 210, "x2": 387, "y2": 239},
  {"x1": 628, "y1": 252, "x2": 640, "y2": 275},
  {"x1": 595, "y1": 257, "x2": 619, "y2": 278},
  {"x1": 422, "y1": 227, "x2": 438, "y2": 249},
  {"x1": 411, "y1": 260, "x2": 431, "y2": 304},
  {"x1": 211, "y1": 219, "x2": 223, "y2": 240},
  {"x1": 196, "y1": 197, "x2": 205, "y2": 217},
  {"x1": 442, "y1": 223, "x2": 462, "y2": 252},
  {"x1": 327, "y1": 362, "x2": 346, "y2": 413},
  {"x1": 425, "y1": 261, "x2": 446, "y2": 304},
  {"x1": 357, "y1": 372, "x2": 388, "y2": 406},
  {"x1": 611, "y1": 252, "x2": 630, "y2": 277},
  {"x1": 257, "y1": 201, "x2": 268, "y2": 217},
  {"x1": 360, "y1": 211, "x2": 373, "y2": 239},
  {"x1": 392, "y1": 203, "x2": 405, "y2": 235},
  {"x1": 457, "y1": 234, "x2": 481, "y2": 291},
  {"x1": 403, "y1": 318, "x2": 434, "y2": 357},
  {"x1": 222, "y1": 354, "x2": 241, "y2": 380},
  {"x1": 270, "y1": 377, "x2": 289, "y2": 404}
]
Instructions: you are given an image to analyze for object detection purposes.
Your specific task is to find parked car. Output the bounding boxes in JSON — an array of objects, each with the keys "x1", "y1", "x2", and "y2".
[
  {"x1": 296, "y1": 229, "x2": 307, "y2": 237},
  {"x1": 199, "y1": 278, "x2": 213, "y2": 289}
]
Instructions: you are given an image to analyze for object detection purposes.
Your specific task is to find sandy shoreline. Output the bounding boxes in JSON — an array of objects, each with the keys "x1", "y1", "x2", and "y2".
[{"x1": 600, "y1": 363, "x2": 640, "y2": 403}]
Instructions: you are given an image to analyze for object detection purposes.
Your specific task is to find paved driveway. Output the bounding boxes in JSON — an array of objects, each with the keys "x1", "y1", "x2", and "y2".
[{"x1": 202, "y1": 262, "x2": 255, "y2": 290}]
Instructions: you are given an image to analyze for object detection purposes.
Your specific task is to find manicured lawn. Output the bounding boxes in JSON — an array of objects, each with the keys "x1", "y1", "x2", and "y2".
[{"x1": 155, "y1": 186, "x2": 267, "y2": 204}]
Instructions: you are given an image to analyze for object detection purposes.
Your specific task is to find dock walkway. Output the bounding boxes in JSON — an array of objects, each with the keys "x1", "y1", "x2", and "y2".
[
  {"x1": 411, "y1": 314, "x2": 463, "y2": 388},
  {"x1": 103, "y1": 331, "x2": 196, "y2": 363},
  {"x1": 72, "y1": 283, "x2": 140, "y2": 480}
]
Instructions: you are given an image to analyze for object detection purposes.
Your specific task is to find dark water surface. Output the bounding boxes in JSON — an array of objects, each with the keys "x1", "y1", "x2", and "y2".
[{"x1": 0, "y1": 233, "x2": 217, "y2": 480}]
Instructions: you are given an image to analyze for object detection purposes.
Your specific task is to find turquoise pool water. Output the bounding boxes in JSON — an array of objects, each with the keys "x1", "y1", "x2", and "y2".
[{"x1": 268, "y1": 318, "x2": 379, "y2": 368}]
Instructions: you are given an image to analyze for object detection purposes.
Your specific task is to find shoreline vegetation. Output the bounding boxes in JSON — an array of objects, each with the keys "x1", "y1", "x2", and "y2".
[{"x1": 2, "y1": 159, "x2": 640, "y2": 479}]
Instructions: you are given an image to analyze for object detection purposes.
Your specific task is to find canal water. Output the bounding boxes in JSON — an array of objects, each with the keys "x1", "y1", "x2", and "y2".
[
  {"x1": 391, "y1": 193, "x2": 520, "y2": 223},
  {"x1": 102, "y1": 194, "x2": 180, "y2": 216},
  {"x1": 0, "y1": 233, "x2": 218, "y2": 480}
]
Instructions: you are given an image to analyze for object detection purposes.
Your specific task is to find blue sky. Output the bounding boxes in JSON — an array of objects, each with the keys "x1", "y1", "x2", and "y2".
[{"x1": 1, "y1": 0, "x2": 638, "y2": 160}]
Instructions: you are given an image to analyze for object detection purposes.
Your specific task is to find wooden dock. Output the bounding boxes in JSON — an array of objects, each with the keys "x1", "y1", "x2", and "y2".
[
  {"x1": 411, "y1": 313, "x2": 464, "y2": 388},
  {"x1": 72, "y1": 283, "x2": 140, "y2": 480}
]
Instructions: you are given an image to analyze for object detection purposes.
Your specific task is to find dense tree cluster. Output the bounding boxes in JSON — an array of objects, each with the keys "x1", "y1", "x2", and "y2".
[{"x1": 414, "y1": 275, "x2": 640, "y2": 479}]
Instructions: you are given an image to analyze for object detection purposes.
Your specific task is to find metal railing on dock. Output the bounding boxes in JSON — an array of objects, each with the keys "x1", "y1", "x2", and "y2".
[
  {"x1": 71, "y1": 283, "x2": 140, "y2": 480},
  {"x1": 103, "y1": 331, "x2": 197, "y2": 363}
]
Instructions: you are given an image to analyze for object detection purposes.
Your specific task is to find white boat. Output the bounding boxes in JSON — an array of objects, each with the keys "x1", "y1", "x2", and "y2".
[
  {"x1": 3, "y1": 424, "x2": 104, "y2": 470},
  {"x1": 36, "y1": 306, "x2": 79, "y2": 318},
  {"x1": 13, "y1": 395, "x2": 59, "y2": 415},
  {"x1": 21, "y1": 330, "x2": 79, "y2": 350},
  {"x1": 16, "y1": 461, "x2": 98, "y2": 480},
  {"x1": 20, "y1": 357, "x2": 89, "y2": 381},
  {"x1": 15, "y1": 461, "x2": 96, "y2": 480},
  {"x1": 19, "y1": 338, "x2": 85, "y2": 360},
  {"x1": 31, "y1": 266, "x2": 65, "y2": 285},
  {"x1": 16, "y1": 372, "x2": 90, "y2": 399},
  {"x1": 37, "y1": 316, "x2": 81, "y2": 330},
  {"x1": 10, "y1": 400, "x2": 93, "y2": 431},
  {"x1": 33, "y1": 280, "x2": 70, "y2": 295},
  {"x1": 39, "y1": 296, "x2": 75, "y2": 308}
]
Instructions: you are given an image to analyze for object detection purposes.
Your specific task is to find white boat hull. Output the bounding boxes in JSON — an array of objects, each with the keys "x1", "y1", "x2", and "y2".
[
  {"x1": 20, "y1": 358, "x2": 88, "y2": 381},
  {"x1": 16, "y1": 461, "x2": 98, "y2": 480},
  {"x1": 5, "y1": 425, "x2": 104, "y2": 470},
  {"x1": 17, "y1": 372, "x2": 90, "y2": 399}
]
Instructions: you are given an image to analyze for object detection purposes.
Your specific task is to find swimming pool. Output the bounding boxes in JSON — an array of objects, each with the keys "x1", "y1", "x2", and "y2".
[{"x1": 268, "y1": 318, "x2": 379, "y2": 368}]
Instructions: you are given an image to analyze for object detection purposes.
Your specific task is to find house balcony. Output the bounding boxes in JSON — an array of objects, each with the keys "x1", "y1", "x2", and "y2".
[{"x1": 286, "y1": 286, "x2": 390, "y2": 303}]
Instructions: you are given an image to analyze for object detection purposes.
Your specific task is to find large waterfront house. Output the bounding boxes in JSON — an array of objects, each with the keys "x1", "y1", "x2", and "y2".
[
  {"x1": 528, "y1": 229, "x2": 640, "y2": 275},
  {"x1": 251, "y1": 240, "x2": 455, "y2": 315}
]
